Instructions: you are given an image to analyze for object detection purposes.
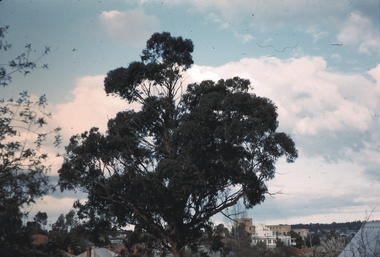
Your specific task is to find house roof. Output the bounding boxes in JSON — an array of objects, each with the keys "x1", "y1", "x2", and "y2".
[
  {"x1": 338, "y1": 221, "x2": 380, "y2": 257},
  {"x1": 31, "y1": 234, "x2": 49, "y2": 245}
]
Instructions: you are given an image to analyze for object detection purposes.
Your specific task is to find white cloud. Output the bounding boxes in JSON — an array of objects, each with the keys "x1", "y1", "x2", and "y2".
[
  {"x1": 184, "y1": 56, "x2": 380, "y2": 224},
  {"x1": 337, "y1": 12, "x2": 380, "y2": 53},
  {"x1": 331, "y1": 53, "x2": 341, "y2": 62},
  {"x1": 25, "y1": 195, "x2": 85, "y2": 225},
  {"x1": 204, "y1": 12, "x2": 223, "y2": 24},
  {"x1": 187, "y1": 56, "x2": 379, "y2": 136},
  {"x1": 54, "y1": 75, "x2": 130, "y2": 137},
  {"x1": 245, "y1": 148, "x2": 380, "y2": 224},
  {"x1": 304, "y1": 27, "x2": 329, "y2": 42},
  {"x1": 234, "y1": 32, "x2": 254, "y2": 43},
  {"x1": 204, "y1": 12, "x2": 230, "y2": 30},
  {"x1": 368, "y1": 64, "x2": 380, "y2": 87},
  {"x1": 337, "y1": 12, "x2": 371, "y2": 45},
  {"x1": 203, "y1": 12, "x2": 253, "y2": 43},
  {"x1": 49, "y1": 75, "x2": 135, "y2": 174},
  {"x1": 99, "y1": 8, "x2": 159, "y2": 46}
]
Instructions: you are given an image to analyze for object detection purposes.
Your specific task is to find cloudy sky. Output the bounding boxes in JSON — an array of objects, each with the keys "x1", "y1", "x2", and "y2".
[{"x1": 1, "y1": 0, "x2": 379, "y2": 227}]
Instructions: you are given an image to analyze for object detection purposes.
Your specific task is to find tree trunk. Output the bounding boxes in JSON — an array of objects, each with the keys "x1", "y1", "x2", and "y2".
[
  {"x1": 171, "y1": 248, "x2": 182, "y2": 257},
  {"x1": 168, "y1": 239, "x2": 185, "y2": 257}
]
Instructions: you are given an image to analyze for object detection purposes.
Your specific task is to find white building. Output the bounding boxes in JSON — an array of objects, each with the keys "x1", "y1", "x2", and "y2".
[{"x1": 251, "y1": 224, "x2": 296, "y2": 248}]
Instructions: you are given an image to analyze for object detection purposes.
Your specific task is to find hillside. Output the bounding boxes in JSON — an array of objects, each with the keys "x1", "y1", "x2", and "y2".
[{"x1": 291, "y1": 221, "x2": 363, "y2": 234}]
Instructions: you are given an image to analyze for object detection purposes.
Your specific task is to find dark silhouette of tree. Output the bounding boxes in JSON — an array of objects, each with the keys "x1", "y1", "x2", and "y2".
[
  {"x1": 123, "y1": 224, "x2": 160, "y2": 257},
  {"x1": 0, "y1": 92, "x2": 62, "y2": 256},
  {"x1": 0, "y1": 26, "x2": 60, "y2": 257},
  {"x1": 34, "y1": 211, "x2": 48, "y2": 231},
  {"x1": 210, "y1": 224, "x2": 230, "y2": 255},
  {"x1": 52, "y1": 214, "x2": 65, "y2": 231},
  {"x1": 49, "y1": 210, "x2": 84, "y2": 255},
  {"x1": 47, "y1": 230, "x2": 83, "y2": 256},
  {"x1": 58, "y1": 32, "x2": 298, "y2": 257},
  {"x1": 51, "y1": 210, "x2": 78, "y2": 233},
  {"x1": 229, "y1": 223, "x2": 253, "y2": 257},
  {"x1": 276, "y1": 238, "x2": 285, "y2": 248},
  {"x1": 198, "y1": 223, "x2": 231, "y2": 257},
  {"x1": 287, "y1": 230, "x2": 304, "y2": 249}
]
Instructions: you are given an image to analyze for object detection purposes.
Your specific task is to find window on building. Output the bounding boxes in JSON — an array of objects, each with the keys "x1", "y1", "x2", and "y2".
[{"x1": 268, "y1": 240, "x2": 272, "y2": 244}]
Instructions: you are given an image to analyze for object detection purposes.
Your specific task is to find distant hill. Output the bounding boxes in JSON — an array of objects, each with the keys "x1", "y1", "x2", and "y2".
[{"x1": 291, "y1": 221, "x2": 363, "y2": 233}]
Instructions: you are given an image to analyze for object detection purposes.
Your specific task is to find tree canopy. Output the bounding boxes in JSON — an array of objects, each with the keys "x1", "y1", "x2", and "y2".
[{"x1": 58, "y1": 32, "x2": 298, "y2": 257}]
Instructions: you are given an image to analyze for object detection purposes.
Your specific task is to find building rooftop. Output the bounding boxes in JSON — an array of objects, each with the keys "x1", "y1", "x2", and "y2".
[{"x1": 338, "y1": 221, "x2": 380, "y2": 257}]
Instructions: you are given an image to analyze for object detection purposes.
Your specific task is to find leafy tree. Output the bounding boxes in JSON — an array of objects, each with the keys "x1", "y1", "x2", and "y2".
[
  {"x1": 24, "y1": 212, "x2": 48, "y2": 235},
  {"x1": 198, "y1": 223, "x2": 231, "y2": 257},
  {"x1": 305, "y1": 236, "x2": 346, "y2": 257},
  {"x1": 229, "y1": 223, "x2": 253, "y2": 257},
  {"x1": 210, "y1": 224, "x2": 230, "y2": 254},
  {"x1": 306, "y1": 233, "x2": 320, "y2": 247},
  {"x1": 0, "y1": 26, "x2": 60, "y2": 256},
  {"x1": 275, "y1": 237, "x2": 285, "y2": 248},
  {"x1": 0, "y1": 92, "x2": 61, "y2": 256},
  {"x1": 58, "y1": 32, "x2": 298, "y2": 257},
  {"x1": 327, "y1": 230, "x2": 339, "y2": 240},
  {"x1": 34, "y1": 211, "x2": 48, "y2": 231},
  {"x1": 52, "y1": 214, "x2": 65, "y2": 232},
  {"x1": 51, "y1": 209, "x2": 77, "y2": 233},
  {"x1": 123, "y1": 224, "x2": 160, "y2": 257},
  {"x1": 46, "y1": 230, "x2": 83, "y2": 256},
  {"x1": 0, "y1": 25, "x2": 49, "y2": 87},
  {"x1": 287, "y1": 230, "x2": 304, "y2": 249},
  {"x1": 49, "y1": 210, "x2": 84, "y2": 255}
]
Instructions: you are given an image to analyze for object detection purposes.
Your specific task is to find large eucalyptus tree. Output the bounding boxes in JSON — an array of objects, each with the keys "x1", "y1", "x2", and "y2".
[{"x1": 58, "y1": 32, "x2": 298, "y2": 257}]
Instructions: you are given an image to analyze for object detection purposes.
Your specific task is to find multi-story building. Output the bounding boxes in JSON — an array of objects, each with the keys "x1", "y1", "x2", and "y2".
[
  {"x1": 251, "y1": 224, "x2": 296, "y2": 248},
  {"x1": 233, "y1": 218, "x2": 310, "y2": 248},
  {"x1": 293, "y1": 228, "x2": 310, "y2": 238},
  {"x1": 234, "y1": 217, "x2": 255, "y2": 234},
  {"x1": 266, "y1": 224, "x2": 291, "y2": 236}
]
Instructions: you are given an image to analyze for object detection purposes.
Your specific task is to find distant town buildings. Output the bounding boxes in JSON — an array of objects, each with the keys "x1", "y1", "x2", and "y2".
[{"x1": 234, "y1": 218, "x2": 310, "y2": 248}]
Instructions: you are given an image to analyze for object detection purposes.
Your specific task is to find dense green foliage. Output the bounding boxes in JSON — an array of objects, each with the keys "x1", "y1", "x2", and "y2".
[{"x1": 58, "y1": 32, "x2": 298, "y2": 257}]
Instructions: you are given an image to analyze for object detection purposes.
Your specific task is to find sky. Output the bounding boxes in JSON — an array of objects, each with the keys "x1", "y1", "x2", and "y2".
[{"x1": 1, "y1": 0, "x2": 380, "y2": 228}]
